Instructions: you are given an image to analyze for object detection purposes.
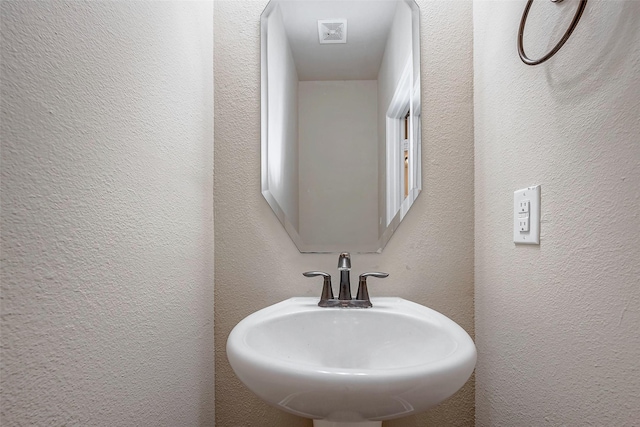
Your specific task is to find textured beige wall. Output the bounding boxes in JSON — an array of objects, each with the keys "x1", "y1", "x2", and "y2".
[
  {"x1": 474, "y1": 0, "x2": 640, "y2": 425},
  {"x1": 1, "y1": 2, "x2": 215, "y2": 425},
  {"x1": 214, "y1": 1, "x2": 474, "y2": 426}
]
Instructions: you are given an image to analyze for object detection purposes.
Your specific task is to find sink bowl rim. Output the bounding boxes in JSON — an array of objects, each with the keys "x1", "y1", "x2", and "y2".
[{"x1": 227, "y1": 297, "x2": 476, "y2": 380}]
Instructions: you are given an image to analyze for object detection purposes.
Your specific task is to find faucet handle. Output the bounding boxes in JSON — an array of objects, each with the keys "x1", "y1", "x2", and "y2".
[
  {"x1": 303, "y1": 271, "x2": 337, "y2": 307},
  {"x1": 359, "y1": 272, "x2": 389, "y2": 280},
  {"x1": 355, "y1": 272, "x2": 389, "y2": 307}
]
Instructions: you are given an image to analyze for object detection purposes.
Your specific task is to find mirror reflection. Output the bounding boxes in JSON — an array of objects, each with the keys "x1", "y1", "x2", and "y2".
[{"x1": 261, "y1": 0, "x2": 421, "y2": 253}]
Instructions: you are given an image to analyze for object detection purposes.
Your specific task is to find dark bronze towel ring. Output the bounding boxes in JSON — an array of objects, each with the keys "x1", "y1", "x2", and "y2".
[{"x1": 518, "y1": 0, "x2": 588, "y2": 65}]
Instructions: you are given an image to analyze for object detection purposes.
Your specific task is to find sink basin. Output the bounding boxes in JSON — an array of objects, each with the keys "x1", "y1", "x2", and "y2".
[{"x1": 226, "y1": 297, "x2": 476, "y2": 424}]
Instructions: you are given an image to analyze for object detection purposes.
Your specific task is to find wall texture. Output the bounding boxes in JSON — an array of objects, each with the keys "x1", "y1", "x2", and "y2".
[
  {"x1": 214, "y1": 1, "x2": 474, "y2": 426},
  {"x1": 1, "y1": 2, "x2": 214, "y2": 425},
  {"x1": 474, "y1": 0, "x2": 640, "y2": 425}
]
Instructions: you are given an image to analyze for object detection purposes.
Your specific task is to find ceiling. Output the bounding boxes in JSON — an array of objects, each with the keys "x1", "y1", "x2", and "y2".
[{"x1": 276, "y1": 0, "x2": 400, "y2": 81}]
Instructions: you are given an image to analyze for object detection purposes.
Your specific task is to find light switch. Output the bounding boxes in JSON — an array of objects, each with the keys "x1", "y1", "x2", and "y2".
[{"x1": 514, "y1": 185, "x2": 540, "y2": 244}]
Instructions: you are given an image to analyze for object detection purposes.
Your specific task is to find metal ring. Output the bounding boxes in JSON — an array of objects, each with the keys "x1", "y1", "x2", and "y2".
[{"x1": 518, "y1": 0, "x2": 588, "y2": 66}]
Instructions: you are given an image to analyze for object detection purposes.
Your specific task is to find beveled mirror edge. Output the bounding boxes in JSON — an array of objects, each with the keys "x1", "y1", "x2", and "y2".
[{"x1": 260, "y1": 0, "x2": 421, "y2": 254}]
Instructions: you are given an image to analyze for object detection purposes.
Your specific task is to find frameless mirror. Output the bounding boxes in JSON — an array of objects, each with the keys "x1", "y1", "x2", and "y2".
[{"x1": 261, "y1": 0, "x2": 421, "y2": 253}]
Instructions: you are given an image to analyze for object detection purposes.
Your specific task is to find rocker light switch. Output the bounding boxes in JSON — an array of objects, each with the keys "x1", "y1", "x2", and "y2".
[{"x1": 514, "y1": 185, "x2": 540, "y2": 244}]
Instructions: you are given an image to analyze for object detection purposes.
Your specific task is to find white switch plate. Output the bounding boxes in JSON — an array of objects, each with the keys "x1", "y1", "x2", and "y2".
[{"x1": 514, "y1": 185, "x2": 540, "y2": 244}]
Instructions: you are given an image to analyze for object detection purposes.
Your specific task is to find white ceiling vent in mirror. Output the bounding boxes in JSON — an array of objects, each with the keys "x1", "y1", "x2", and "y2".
[{"x1": 318, "y1": 19, "x2": 347, "y2": 44}]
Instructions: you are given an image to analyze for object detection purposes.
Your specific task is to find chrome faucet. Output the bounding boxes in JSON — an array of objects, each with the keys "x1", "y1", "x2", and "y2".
[{"x1": 303, "y1": 252, "x2": 388, "y2": 308}]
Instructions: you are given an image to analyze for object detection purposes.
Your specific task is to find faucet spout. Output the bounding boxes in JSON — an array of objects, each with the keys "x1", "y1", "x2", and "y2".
[{"x1": 337, "y1": 252, "x2": 352, "y2": 302}]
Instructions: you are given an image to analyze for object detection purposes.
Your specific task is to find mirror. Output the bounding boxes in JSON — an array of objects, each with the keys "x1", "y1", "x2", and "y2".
[{"x1": 261, "y1": 0, "x2": 421, "y2": 253}]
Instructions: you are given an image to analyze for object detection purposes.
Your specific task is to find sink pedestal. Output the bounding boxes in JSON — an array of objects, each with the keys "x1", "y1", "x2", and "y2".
[{"x1": 313, "y1": 421, "x2": 381, "y2": 427}]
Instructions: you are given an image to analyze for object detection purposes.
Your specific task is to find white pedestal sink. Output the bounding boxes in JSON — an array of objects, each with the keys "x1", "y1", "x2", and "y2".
[{"x1": 227, "y1": 297, "x2": 476, "y2": 425}]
